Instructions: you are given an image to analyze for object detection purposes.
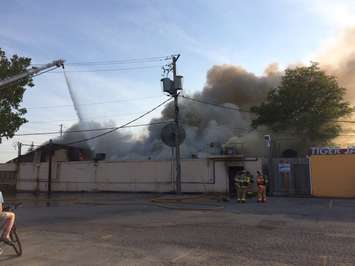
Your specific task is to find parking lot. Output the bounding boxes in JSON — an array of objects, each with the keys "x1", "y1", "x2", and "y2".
[{"x1": 0, "y1": 193, "x2": 355, "y2": 266}]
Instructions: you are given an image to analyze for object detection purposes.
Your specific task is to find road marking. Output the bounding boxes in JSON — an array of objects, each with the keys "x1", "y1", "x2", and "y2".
[{"x1": 328, "y1": 200, "x2": 333, "y2": 209}]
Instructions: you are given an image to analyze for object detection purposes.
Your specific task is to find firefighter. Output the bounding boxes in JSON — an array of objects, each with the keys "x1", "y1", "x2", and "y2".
[
  {"x1": 234, "y1": 170, "x2": 253, "y2": 203},
  {"x1": 256, "y1": 171, "x2": 268, "y2": 203}
]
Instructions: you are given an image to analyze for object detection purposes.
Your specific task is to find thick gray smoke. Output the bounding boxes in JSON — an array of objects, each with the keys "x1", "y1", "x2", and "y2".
[
  {"x1": 59, "y1": 26, "x2": 355, "y2": 160},
  {"x1": 59, "y1": 64, "x2": 282, "y2": 159},
  {"x1": 201, "y1": 64, "x2": 280, "y2": 108},
  {"x1": 317, "y1": 27, "x2": 355, "y2": 146}
]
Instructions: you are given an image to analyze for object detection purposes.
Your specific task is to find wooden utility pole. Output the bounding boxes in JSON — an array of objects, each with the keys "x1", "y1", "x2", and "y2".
[
  {"x1": 47, "y1": 139, "x2": 53, "y2": 197},
  {"x1": 59, "y1": 124, "x2": 63, "y2": 137},
  {"x1": 15, "y1": 142, "x2": 22, "y2": 184},
  {"x1": 173, "y1": 55, "x2": 182, "y2": 194},
  {"x1": 17, "y1": 142, "x2": 22, "y2": 161}
]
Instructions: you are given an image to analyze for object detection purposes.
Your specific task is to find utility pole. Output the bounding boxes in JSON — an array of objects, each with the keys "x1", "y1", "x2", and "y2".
[
  {"x1": 173, "y1": 55, "x2": 182, "y2": 194},
  {"x1": 15, "y1": 142, "x2": 22, "y2": 188},
  {"x1": 17, "y1": 142, "x2": 22, "y2": 161},
  {"x1": 47, "y1": 139, "x2": 53, "y2": 197},
  {"x1": 59, "y1": 124, "x2": 63, "y2": 137}
]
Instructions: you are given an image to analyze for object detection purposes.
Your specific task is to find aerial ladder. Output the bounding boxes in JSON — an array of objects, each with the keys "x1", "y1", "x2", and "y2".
[
  {"x1": 0, "y1": 59, "x2": 64, "y2": 89},
  {"x1": 0, "y1": 59, "x2": 64, "y2": 144}
]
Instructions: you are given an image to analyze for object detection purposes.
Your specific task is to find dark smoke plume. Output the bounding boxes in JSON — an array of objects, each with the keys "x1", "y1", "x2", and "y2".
[
  {"x1": 58, "y1": 64, "x2": 282, "y2": 159},
  {"x1": 58, "y1": 27, "x2": 355, "y2": 159},
  {"x1": 317, "y1": 27, "x2": 355, "y2": 146}
]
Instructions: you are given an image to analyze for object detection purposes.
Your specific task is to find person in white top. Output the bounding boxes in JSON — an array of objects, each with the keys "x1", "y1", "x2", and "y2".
[{"x1": 0, "y1": 191, "x2": 16, "y2": 245}]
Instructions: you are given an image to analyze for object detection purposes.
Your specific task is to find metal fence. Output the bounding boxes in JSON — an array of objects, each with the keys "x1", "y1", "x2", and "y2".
[{"x1": 269, "y1": 158, "x2": 311, "y2": 197}]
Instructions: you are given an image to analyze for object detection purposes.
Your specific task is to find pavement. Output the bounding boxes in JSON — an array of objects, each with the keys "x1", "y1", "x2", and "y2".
[{"x1": 0, "y1": 193, "x2": 355, "y2": 266}]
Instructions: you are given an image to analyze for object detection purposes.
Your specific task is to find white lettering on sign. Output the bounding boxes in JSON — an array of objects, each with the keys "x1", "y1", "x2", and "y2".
[{"x1": 310, "y1": 147, "x2": 355, "y2": 155}]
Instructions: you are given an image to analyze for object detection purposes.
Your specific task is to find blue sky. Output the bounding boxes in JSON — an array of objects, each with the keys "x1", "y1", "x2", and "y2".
[{"x1": 1, "y1": 0, "x2": 355, "y2": 161}]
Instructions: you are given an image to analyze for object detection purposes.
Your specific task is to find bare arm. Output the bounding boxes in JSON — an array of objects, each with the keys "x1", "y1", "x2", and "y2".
[{"x1": 0, "y1": 192, "x2": 3, "y2": 212}]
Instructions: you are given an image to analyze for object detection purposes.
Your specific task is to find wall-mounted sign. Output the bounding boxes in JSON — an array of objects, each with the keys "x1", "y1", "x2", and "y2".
[
  {"x1": 310, "y1": 147, "x2": 355, "y2": 155},
  {"x1": 278, "y1": 163, "x2": 291, "y2": 173}
]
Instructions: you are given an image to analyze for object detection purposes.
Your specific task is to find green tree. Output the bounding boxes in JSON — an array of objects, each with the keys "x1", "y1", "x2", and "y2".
[
  {"x1": 251, "y1": 63, "x2": 353, "y2": 147},
  {"x1": 0, "y1": 48, "x2": 32, "y2": 138}
]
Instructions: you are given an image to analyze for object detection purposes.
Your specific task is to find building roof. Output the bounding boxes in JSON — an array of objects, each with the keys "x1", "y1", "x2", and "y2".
[{"x1": 7, "y1": 143, "x2": 91, "y2": 163}]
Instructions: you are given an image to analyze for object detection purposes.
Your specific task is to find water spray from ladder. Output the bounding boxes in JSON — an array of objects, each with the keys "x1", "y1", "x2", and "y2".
[
  {"x1": 63, "y1": 69, "x2": 85, "y2": 122},
  {"x1": 62, "y1": 68, "x2": 95, "y2": 151}
]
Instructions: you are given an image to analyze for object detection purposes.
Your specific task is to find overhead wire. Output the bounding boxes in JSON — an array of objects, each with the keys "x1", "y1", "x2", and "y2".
[
  {"x1": 181, "y1": 95, "x2": 355, "y2": 124},
  {"x1": 49, "y1": 65, "x2": 163, "y2": 73},
  {"x1": 61, "y1": 97, "x2": 173, "y2": 146},
  {"x1": 1, "y1": 56, "x2": 178, "y2": 151},
  {"x1": 31, "y1": 55, "x2": 173, "y2": 67},
  {"x1": 180, "y1": 95, "x2": 252, "y2": 113},
  {"x1": 26, "y1": 95, "x2": 167, "y2": 110},
  {"x1": 20, "y1": 143, "x2": 40, "y2": 147},
  {"x1": 66, "y1": 56, "x2": 171, "y2": 66},
  {"x1": 14, "y1": 121, "x2": 172, "y2": 137},
  {"x1": 64, "y1": 55, "x2": 171, "y2": 66},
  {"x1": 26, "y1": 112, "x2": 147, "y2": 125},
  {"x1": 32, "y1": 55, "x2": 174, "y2": 74}
]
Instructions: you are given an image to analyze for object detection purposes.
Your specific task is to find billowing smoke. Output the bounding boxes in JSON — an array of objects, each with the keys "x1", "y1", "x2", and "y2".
[
  {"x1": 58, "y1": 27, "x2": 355, "y2": 160},
  {"x1": 317, "y1": 27, "x2": 355, "y2": 102},
  {"x1": 201, "y1": 64, "x2": 280, "y2": 108},
  {"x1": 317, "y1": 27, "x2": 355, "y2": 145},
  {"x1": 155, "y1": 64, "x2": 282, "y2": 158},
  {"x1": 58, "y1": 64, "x2": 282, "y2": 159}
]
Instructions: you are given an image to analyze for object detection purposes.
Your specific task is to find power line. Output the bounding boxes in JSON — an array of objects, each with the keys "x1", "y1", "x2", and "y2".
[
  {"x1": 11, "y1": 98, "x2": 172, "y2": 143},
  {"x1": 49, "y1": 65, "x2": 162, "y2": 73},
  {"x1": 31, "y1": 55, "x2": 174, "y2": 67},
  {"x1": 26, "y1": 95, "x2": 166, "y2": 110},
  {"x1": 66, "y1": 57, "x2": 171, "y2": 66},
  {"x1": 181, "y1": 95, "x2": 252, "y2": 113},
  {"x1": 20, "y1": 143, "x2": 40, "y2": 147},
  {"x1": 14, "y1": 121, "x2": 171, "y2": 137},
  {"x1": 26, "y1": 112, "x2": 146, "y2": 125},
  {"x1": 181, "y1": 96, "x2": 355, "y2": 124},
  {"x1": 57, "y1": 56, "x2": 171, "y2": 66},
  {"x1": 62, "y1": 97, "x2": 173, "y2": 146}
]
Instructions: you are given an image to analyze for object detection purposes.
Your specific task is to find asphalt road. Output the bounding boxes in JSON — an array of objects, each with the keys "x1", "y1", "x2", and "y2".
[{"x1": 0, "y1": 193, "x2": 354, "y2": 266}]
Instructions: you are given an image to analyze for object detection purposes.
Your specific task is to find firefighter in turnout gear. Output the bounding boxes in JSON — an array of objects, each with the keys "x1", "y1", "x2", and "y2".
[
  {"x1": 234, "y1": 170, "x2": 253, "y2": 203},
  {"x1": 256, "y1": 171, "x2": 268, "y2": 203}
]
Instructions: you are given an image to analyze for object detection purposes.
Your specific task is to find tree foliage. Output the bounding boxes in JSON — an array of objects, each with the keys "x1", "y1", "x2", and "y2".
[
  {"x1": 0, "y1": 48, "x2": 32, "y2": 138},
  {"x1": 251, "y1": 63, "x2": 353, "y2": 146}
]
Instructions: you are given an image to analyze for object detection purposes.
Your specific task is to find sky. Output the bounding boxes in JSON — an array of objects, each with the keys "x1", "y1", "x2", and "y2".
[{"x1": 1, "y1": 0, "x2": 355, "y2": 162}]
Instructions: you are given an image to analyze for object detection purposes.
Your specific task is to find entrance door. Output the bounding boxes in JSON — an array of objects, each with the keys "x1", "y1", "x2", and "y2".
[{"x1": 228, "y1": 166, "x2": 244, "y2": 197}]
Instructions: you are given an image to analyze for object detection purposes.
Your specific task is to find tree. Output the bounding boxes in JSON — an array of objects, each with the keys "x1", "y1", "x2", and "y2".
[
  {"x1": 0, "y1": 48, "x2": 32, "y2": 139},
  {"x1": 251, "y1": 63, "x2": 353, "y2": 147}
]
